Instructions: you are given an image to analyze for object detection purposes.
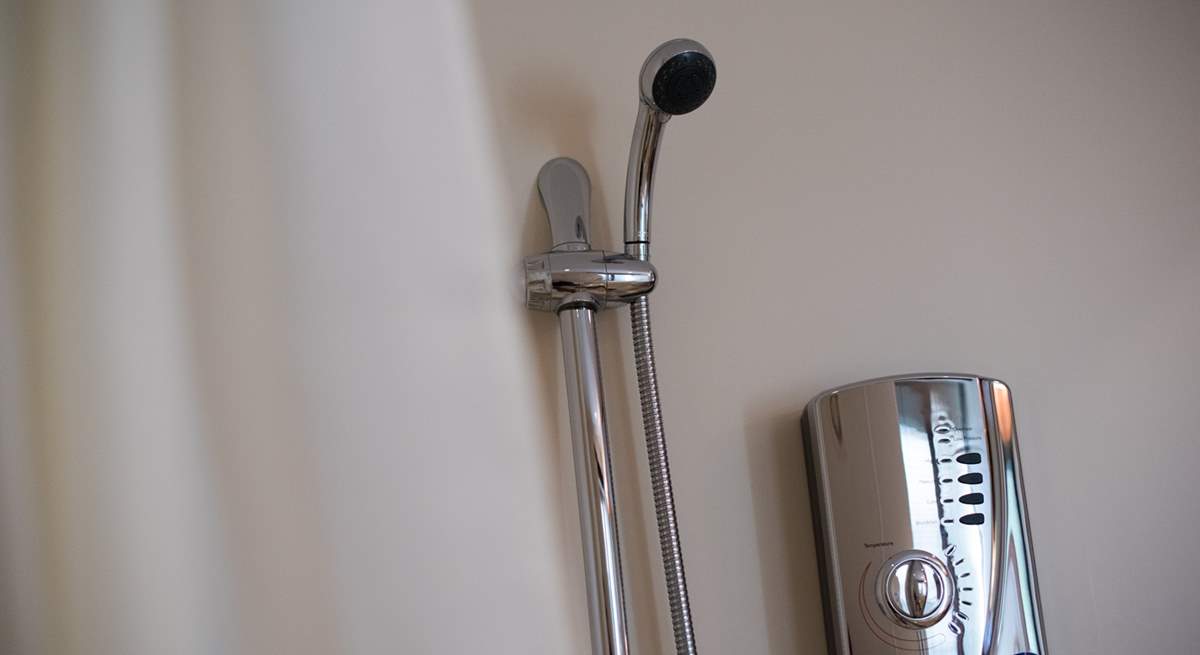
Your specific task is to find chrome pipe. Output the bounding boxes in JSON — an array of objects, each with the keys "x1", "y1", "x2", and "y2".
[{"x1": 558, "y1": 307, "x2": 631, "y2": 655}]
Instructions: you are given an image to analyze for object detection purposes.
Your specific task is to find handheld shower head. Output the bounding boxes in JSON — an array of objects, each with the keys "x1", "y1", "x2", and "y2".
[
  {"x1": 622, "y1": 39, "x2": 716, "y2": 655},
  {"x1": 639, "y1": 39, "x2": 717, "y2": 116},
  {"x1": 624, "y1": 38, "x2": 716, "y2": 254}
]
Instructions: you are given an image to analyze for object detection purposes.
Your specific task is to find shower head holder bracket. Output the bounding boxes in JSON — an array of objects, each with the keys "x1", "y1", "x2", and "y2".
[{"x1": 524, "y1": 157, "x2": 656, "y2": 313}]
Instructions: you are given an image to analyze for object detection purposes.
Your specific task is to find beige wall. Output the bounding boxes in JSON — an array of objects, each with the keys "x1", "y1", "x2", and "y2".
[{"x1": 462, "y1": 1, "x2": 1200, "y2": 653}]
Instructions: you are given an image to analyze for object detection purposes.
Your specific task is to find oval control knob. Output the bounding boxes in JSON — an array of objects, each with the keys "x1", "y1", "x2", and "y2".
[{"x1": 875, "y1": 550, "x2": 954, "y2": 628}]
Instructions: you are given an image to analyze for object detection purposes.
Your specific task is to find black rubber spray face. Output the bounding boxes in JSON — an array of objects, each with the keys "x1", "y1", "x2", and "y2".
[{"x1": 651, "y1": 51, "x2": 717, "y2": 115}]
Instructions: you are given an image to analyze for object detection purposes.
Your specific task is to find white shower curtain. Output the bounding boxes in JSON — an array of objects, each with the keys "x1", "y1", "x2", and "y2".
[
  {"x1": 0, "y1": 2, "x2": 561, "y2": 653},
  {"x1": 2, "y1": 2, "x2": 332, "y2": 652}
]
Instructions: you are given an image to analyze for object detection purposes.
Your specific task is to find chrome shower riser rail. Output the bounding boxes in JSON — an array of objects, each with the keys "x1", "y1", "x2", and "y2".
[{"x1": 559, "y1": 306, "x2": 630, "y2": 655}]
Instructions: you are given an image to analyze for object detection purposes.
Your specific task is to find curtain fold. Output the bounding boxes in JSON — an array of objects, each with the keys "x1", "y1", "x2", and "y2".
[
  {"x1": 1, "y1": 2, "x2": 340, "y2": 653},
  {"x1": 8, "y1": 1, "x2": 232, "y2": 652}
]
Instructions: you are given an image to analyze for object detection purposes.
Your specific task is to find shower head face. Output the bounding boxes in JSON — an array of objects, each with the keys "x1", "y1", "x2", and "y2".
[{"x1": 639, "y1": 39, "x2": 716, "y2": 116}]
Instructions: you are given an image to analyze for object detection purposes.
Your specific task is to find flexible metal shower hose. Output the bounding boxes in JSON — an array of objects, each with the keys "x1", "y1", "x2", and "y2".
[{"x1": 630, "y1": 295, "x2": 698, "y2": 655}]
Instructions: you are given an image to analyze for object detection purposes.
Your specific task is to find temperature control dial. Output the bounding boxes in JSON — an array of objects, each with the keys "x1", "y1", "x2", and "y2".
[{"x1": 876, "y1": 550, "x2": 954, "y2": 628}]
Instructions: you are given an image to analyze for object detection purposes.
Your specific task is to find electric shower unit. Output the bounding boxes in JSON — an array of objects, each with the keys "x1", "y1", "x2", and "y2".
[{"x1": 803, "y1": 374, "x2": 1048, "y2": 655}]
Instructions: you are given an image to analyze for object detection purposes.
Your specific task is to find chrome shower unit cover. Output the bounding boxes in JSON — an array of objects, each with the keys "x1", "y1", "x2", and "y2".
[{"x1": 803, "y1": 374, "x2": 1048, "y2": 655}]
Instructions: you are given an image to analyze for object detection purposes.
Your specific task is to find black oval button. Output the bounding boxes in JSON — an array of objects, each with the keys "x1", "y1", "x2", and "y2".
[
  {"x1": 956, "y1": 453, "x2": 982, "y2": 465},
  {"x1": 959, "y1": 513, "x2": 985, "y2": 525},
  {"x1": 959, "y1": 493, "x2": 985, "y2": 505},
  {"x1": 958, "y1": 473, "x2": 983, "y2": 484}
]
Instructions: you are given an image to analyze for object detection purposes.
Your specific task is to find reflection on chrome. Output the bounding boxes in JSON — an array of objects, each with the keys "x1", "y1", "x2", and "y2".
[{"x1": 896, "y1": 380, "x2": 991, "y2": 653}]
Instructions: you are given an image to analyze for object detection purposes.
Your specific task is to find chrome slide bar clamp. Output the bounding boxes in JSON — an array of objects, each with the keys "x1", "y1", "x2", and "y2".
[{"x1": 525, "y1": 158, "x2": 656, "y2": 312}]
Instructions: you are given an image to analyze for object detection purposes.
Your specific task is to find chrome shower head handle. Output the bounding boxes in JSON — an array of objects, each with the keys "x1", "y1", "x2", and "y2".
[{"x1": 624, "y1": 39, "x2": 717, "y2": 257}]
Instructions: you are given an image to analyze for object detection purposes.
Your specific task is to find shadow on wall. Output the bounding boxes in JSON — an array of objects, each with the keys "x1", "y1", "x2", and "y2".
[{"x1": 744, "y1": 400, "x2": 829, "y2": 654}]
